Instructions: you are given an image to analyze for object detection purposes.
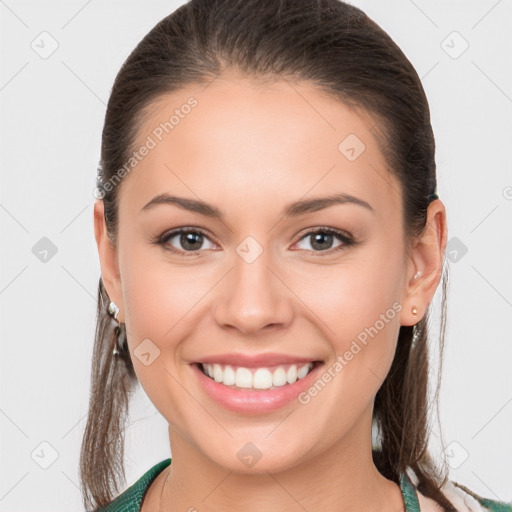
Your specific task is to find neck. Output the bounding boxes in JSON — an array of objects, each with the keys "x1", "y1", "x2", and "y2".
[{"x1": 160, "y1": 414, "x2": 404, "y2": 512}]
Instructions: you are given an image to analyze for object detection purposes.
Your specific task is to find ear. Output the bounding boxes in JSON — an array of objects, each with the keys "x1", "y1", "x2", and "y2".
[
  {"x1": 93, "y1": 199, "x2": 124, "y2": 322},
  {"x1": 400, "y1": 199, "x2": 448, "y2": 326}
]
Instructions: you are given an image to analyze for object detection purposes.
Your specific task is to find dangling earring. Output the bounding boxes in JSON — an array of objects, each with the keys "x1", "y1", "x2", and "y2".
[
  {"x1": 411, "y1": 305, "x2": 419, "y2": 346},
  {"x1": 107, "y1": 300, "x2": 126, "y2": 357},
  {"x1": 410, "y1": 271, "x2": 422, "y2": 345}
]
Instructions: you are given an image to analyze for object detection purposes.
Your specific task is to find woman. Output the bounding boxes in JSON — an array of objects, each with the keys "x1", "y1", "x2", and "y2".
[{"x1": 81, "y1": 0, "x2": 511, "y2": 510}]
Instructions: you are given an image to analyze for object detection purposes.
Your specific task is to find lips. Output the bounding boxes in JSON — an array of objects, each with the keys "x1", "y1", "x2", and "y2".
[{"x1": 191, "y1": 359, "x2": 325, "y2": 413}]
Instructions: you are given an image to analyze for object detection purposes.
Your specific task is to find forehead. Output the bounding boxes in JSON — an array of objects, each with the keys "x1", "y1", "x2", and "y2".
[{"x1": 120, "y1": 71, "x2": 401, "y2": 220}]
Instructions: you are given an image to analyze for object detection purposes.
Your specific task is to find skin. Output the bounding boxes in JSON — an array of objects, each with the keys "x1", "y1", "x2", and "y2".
[{"x1": 94, "y1": 68, "x2": 447, "y2": 512}]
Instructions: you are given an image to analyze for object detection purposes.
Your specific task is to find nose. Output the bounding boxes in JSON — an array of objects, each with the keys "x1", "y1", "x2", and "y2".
[{"x1": 213, "y1": 246, "x2": 294, "y2": 336}]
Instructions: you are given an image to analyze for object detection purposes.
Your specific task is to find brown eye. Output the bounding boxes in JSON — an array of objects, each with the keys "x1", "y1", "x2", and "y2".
[
  {"x1": 156, "y1": 229, "x2": 216, "y2": 254},
  {"x1": 294, "y1": 228, "x2": 354, "y2": 254}
]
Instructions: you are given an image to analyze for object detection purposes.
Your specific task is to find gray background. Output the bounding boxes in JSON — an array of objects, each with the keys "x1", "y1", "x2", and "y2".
[{"x1": 1, "y1": 0, "x2": 511, "y2": 510}]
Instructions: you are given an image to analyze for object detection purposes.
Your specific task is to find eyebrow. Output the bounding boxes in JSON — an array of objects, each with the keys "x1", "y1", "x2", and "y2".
[{"x1": 140, "y1": 192, "x2": 375, "y2": 218}]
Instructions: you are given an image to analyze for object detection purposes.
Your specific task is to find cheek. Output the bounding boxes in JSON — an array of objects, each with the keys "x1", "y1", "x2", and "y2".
[
  {"x1": 117, "y1": 242, "x2": 228, "y2": 414},
  {"x1": 293, "y1": 269, "x2": 402, "y2": 434},
  {"x1": 293, "y1": 251, "x2": 403, "y2": 339},
  {"x1": 292, "y1": 253, "x2": 403, "y2": 389},
  {"x1": 119, "y1": 237, "x2": 210, "y2": 344},
  {"x1": 117, "y1": 245, "x2": 191, "y2": 389}
]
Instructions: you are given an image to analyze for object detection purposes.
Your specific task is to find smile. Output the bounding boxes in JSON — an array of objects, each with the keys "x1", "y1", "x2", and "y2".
[{"x1": 199, "y1": 362, "x2": 318, "y2": 390}]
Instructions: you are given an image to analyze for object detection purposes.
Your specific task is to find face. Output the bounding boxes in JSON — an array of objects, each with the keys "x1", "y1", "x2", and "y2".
[{"x1": 96, "y1": 69, "x2": 427, "y2": 474}]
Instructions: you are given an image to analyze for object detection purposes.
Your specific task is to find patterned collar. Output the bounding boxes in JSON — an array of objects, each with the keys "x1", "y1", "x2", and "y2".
[
  {"x1": 98, "y1": 458, "x2": 511, "y2": 512},
  {"x1": 400, "y1": 472, "x2": 421, "y2": 511}
]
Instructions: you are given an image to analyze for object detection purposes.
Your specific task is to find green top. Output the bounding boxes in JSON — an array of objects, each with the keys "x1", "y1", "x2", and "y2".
[{"x1": 97, "y1": 458, "x2": 511, "y2": 512}]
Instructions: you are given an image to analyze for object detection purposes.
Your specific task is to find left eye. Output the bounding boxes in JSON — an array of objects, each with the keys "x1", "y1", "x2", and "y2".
[{"x1": 294, "y1": 228, "x2": 353, "y2": 253}]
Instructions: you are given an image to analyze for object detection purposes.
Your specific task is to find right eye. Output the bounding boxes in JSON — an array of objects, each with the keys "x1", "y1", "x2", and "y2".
[{"x1": 154, "y1": 228, "x2": 217, "y2": 255}]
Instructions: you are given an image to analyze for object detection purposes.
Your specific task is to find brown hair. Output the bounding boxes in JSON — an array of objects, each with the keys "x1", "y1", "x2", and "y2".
[{"x1": 80, "y1": 0, "x2": 453, "y2": 510}]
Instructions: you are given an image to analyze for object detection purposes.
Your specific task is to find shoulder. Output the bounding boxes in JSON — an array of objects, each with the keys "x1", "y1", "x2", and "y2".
[
  {"x1": 403, "y1": 471, "x2": 512, "y2": 512},
  {"x1": 97, "y1": 458, "x2": 171, "y2": 512},
  {"x1": 418, "y1": 479, "x2": 512, "y2": 512},
  {"x1": 440, "y1": 481, "x2": 512, "y2": 512}
]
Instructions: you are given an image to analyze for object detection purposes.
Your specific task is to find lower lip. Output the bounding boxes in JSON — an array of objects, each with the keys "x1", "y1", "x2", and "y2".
[{"x1": 191, "y1": 362, "x2": 324, "y2": 414}]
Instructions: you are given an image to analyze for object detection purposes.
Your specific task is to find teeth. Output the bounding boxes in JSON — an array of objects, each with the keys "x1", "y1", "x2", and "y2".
[
  {"x1": 297, "y1": 364, "x2": 310, "y2": 379},
  {"x1": 253, "y1": 368, "x2": 272, "y2": 389},
  {"x1": 213, "y1": 364, "x2": 223, "y2": 383},
  {"x1": 223, "y1": 365, "x2": 235, "y2": 385},
  {"x1": 287, "y1": 365, "x2": 297, "y2": 384},
  {"x1": 272, "y1": 367, "x2": 287, "y2": 386},
  {"x1": 236, "y1": 367, "x2": 253, "y2": 388},
  {"x1": 200, "y1": 362, "x2": 315, "y2": 390}
]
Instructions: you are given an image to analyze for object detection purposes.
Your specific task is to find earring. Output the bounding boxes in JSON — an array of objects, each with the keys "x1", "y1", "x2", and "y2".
[
  {"x1": 412, "y1": 321, "x2": 420, "y2": 347},
  {"x1": 413, "y1": 271, "x2": 422, "y2": 281},
  {"x1": 108, "y1": 301, "x2": 119, "y2": 319},
  {"x1": 107, "y1": 300, "x2": 125, "y2": 357},
  {"x1": 411, "y1": 305, "x2": 418, "y2": 315}
]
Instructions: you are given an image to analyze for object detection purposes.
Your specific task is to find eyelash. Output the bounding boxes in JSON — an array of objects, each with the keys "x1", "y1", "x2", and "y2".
[{"x1": 152, "y1": 226, "x2": 356, "y2": 256}]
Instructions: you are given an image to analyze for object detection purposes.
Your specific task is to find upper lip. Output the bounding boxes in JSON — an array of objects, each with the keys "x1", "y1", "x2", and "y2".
[{"x1": 194, "y1": 353, "x2": 321, "y2": 368}]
